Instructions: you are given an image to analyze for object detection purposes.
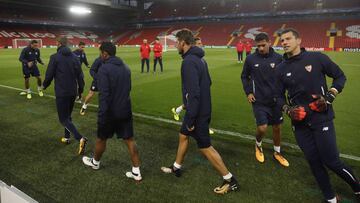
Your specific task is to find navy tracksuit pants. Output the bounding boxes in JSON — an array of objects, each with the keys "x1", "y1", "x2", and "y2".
[
  {"x1": 56, "y1": 96, "x2": 83, "y2": 141},
  {"x1": 293, "y1": 120, "x2": 360, "y2": 199}
]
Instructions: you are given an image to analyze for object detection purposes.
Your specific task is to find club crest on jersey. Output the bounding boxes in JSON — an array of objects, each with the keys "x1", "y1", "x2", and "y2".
[
  {"x1": 270, "y1": 63, "x2": 275, "y2": 68},
  {"x1": 305, "y1": 65, "x2": 312, "y2": 72},
  {"x1": 254, "y1": 64, "x2": 259, "y2": 67}
]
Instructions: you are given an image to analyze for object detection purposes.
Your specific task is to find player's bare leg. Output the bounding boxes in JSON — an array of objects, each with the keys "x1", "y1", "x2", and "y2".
[
  {"x1": 200, "y1": 146, "x2": 240, "y2": 194},
  {"x1": 161, "y1": 133, "x2": 189, "y2": 177},
  {"x1": 272, "y1": 124, "x2": 289, "y2": 167},
  {"x1": 124, "y1": 138, "x2": 142, "y2": 181},
  {"x1": 199, "y1": 146, "x2": 229, "y2": 176},
  {"x1": 24, "y1": 78, "x2": 32, "y2": 99},
  {"x1": 80, "y1": 90, "x2": 95, "y2": 115},
  {"x1": 82, "y1": 138, "x2": 106, "y2": 170},
  {"x1": 124, "y1": 138, "x2": 140, "y2": 167},
  {"x1": 174, "y1": 133, "x2": 189, "y2": 166},
  {"x1": 255, "y1": 124, "x2": 267, "y2": 163},
  {"x1": 94, "y1": 138, "x2": 106, "y2": 161},
  {"x1": 36, "y1": 76, "x2": 44, "y2": 96}
]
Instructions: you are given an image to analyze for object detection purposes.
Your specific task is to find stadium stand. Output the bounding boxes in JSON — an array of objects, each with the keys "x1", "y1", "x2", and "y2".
[
  {"x1": 145, "y1": 0, "x2": 359, "y2": 19},
  {"x1": 334, "y1": 19, "x2": 360, "y2": 48},
  {"x1": 1, "y1": 18, "x2": 359, "y2": 49},
  {"x1": 111, "y1": 19, "x2": 360, "y2": 49},
  {"x1": 0, "y1": 25, "x2": 108, "y2": 48},
  {"x1": 0, "y1": 0, "x2": 359, "y2": 49}
]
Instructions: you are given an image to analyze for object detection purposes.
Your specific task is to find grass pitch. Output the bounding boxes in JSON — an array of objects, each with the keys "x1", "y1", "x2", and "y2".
[{"x1": 0, "y1": 47, "x2": 359, "y2": 202}]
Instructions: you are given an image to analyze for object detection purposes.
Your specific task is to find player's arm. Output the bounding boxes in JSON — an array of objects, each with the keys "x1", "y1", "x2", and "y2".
[
  {"x1": 37, "y1": 50, "x2": 44, "y2": 65},
  {"x1": 74, "y1": 58, "x2": 85, "y2": 97},
  {"x1": 19, "y1": 48, "x2": 28, "y2": 64},
  {"x1": 320, "y1": 53, "x2": 346, "y2": 95},
  {"x1": 181, "y1": 60, "x2": 200, "y2": 130},
  {"x1": 43, "y1": 55, "x2": 56, "y2": 90},
  {"x1": 274, "y1": 68, "x2": 307, "y2": 121},
  {"x1": 83, "y1": 52, "x2": 90, "y2": 68},
  {"x1": 309, "y1": 54, "x2": 346, "y2": 112},
  {"x1": 240, "y1": 58, "x2": 255, "y2": 102},
  {"x1": 89, "y1": 58, "x2": 101, "y2": 79},
  {"x1": 97, "y1": 67, "x2": 111, "y2": 125},
  {"x1": 274, "y1": 68, "x2": 287, "y2": 109}
]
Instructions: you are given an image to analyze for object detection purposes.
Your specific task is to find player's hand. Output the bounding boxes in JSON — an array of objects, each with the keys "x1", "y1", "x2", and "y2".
[
  {"x1": 324, "y1": 89, "x2": 337, "y2": 104},
  {"x1": 309, "y1": 94, "x2": 327, "y2": 112},
  {"x1": 247, "y1": 93, "x2": 256, "y2": 103},
  {"x1": 187, "y1": 125, "x2": 195, "y2": 132},
  {"x1": 27, "y1": 61, "x2": 33, "y2": 68},
  {"x1": 309, "y1": 90, "x2": 336, "y2": 112},
  {"x1": 283, "y1": 105, "x2": 307, "y2": 121}
]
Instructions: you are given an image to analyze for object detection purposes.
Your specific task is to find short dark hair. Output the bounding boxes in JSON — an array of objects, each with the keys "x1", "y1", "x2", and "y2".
[
  {"x1": 79, "y1": 41, "x2": 85, "y2": 46},
  {"x1": 100, "y1": 41, "x2": 116, "y2": 56},
  {"x1": 255, "y1": 32, "x2": 269, "y2": 42},
  {"x1": 155, "y1": 37, "x2": 159, "y2": 41},
  {"x1": 175, "y1": 29, "x2": 195, "y2": 45},
  {"x1": 280, "y1": 28, "x2": 300, "y2": 38},
  {"x1": 57, "y1": 37, "x2": 68, "y2": 46},
  {"x1": 30, "y1": 40, "x2": 38, "y2": 44},
  {"x1": 194, "y1": 37, "x2": 201, "y2": 41}
]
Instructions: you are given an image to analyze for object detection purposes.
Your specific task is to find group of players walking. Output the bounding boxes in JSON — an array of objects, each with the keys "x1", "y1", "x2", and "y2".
[{"x1": 18, "y1": 28, "x2": 359, "y2": 201}]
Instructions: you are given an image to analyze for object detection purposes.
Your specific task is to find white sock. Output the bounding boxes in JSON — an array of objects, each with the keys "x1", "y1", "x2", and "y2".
[
  {"x1": 173, "y1": 162, "x2": 181, "y2": 169},
  {"x1": 223, "y1": 172, "x2": 233, "y2": 180},
  {"x1": 274, "y1": 146, "x2": 281, "y2": 153},
  {"x1": 82, "y1": 103, "x2": 88, "y2": 109},
  {"x1": 327, "y1": 197, "x2": 337, "y2": 203},
  {"x1": 256, "y1": 140, "x2": 262, "y2": 147},
  {"x1": 92, "y1": 158, "x2": 100, "y2": 165},
  {"x1": 26, "y1": 89, "x2": 31, "y2": 93},
  {"x1": 132, "y1": 167, "x2": 141, "y2": 175},
  {"x1": 37, "y1": 86, "x2": 42, "y2": 91},
  {"x1": 175, "y1": 105, "x2": 183, "y2": 114}
]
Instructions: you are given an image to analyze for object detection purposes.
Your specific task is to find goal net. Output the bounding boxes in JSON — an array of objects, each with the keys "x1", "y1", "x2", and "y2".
[
  {"x1": 12, "y1": 39, "x2": 43, "y2": 49},
  {"x1": 158, "y1": 35, "x2": 177, "y2": 52}
]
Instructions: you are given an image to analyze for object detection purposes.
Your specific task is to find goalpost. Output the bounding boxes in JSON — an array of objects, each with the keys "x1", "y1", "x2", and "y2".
[
  {"x1": 158, "y1": 35, "x2": 177, "y2": 52},
  {"x1": 12, "y1": 39, "x2": 43, "y2": 48}
]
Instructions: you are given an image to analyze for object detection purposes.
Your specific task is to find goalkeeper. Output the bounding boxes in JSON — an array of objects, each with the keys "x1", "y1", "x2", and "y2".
[{"x1": 277, "y1": 28, "x2": 360, "y2": 202}]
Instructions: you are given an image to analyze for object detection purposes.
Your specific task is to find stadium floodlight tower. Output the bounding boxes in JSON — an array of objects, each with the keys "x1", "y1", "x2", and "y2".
[{"x1": 69, "y1": 6, "x2": 92, "y2": 15}]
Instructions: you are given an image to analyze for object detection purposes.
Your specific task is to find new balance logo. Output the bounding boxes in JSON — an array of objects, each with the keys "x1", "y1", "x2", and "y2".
[
  {"x1": 322, "y1": 127, "x2": 329, "y2": 131},
  {"x1": 286, "y1": 72, "x2": 291, "y2": 77},
  {"x1": 254, "y1": 64, "x2": 259, "y2": 67}
]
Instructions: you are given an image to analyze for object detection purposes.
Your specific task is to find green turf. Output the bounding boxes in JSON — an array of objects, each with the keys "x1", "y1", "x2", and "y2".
[{"x1": 0, "y1": 47, "x2": 359, "y2": 202}]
